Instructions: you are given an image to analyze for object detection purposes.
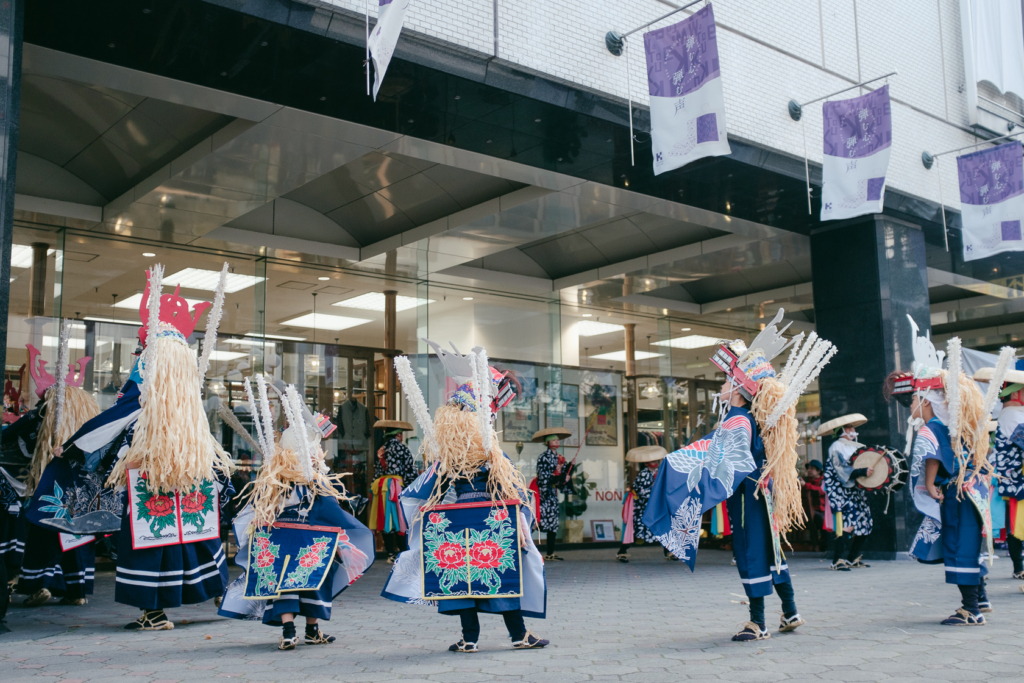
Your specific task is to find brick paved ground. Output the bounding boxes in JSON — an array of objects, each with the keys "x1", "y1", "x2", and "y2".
[{"x1": 2, "y1": 546, "x2": 1023, "y2": 682}]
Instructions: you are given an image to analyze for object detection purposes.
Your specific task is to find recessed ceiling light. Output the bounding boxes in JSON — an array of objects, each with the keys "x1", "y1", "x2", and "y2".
[
  {"x1": 43, "y1": 336, "x2": 86, "y2": 349},
  {"x1": 208, "y1": 350, "x2": 247, "y2": 361},
  {"x1": 463, "y1": 297, "x2": 474, "y2": 301},
  {"x1": 244, "y1": 332, "x2": 306, "y2": 341},
  {"x1": 142, "y1": 252, "x2": 156, "y2": 257},
  {"x1": 9, "y1": 244, "x2": 55, "y2": 269},
  {"x1": 582, "y1": 313, "x2": 593, "y2": 317},
  {"x1": 680, "y1": 327, "x2": 691, "y2": 331},
  {"x1": 652, "y1": 334, "x2": 721, "y2": 349},
  {"x1": 163, "y1": 268, "x2": 264, "y2": 293},
  {"x1": 84, "y1": 315, "x2": 143, "y2": 325},
  {"x1": 281, "y1": 313, "x2": 372, "y2": 331},
  {"x1": 318, "y1": 276, "x2": 330, "y2": 281},
  {"x1": 114, "y1": 292, "x2": 207, "y2": 309},
  {"x1": 333, "y1": 292, "x2": 434, "y2": 312},
  {"x1": 591, "y1": 350, "x2": 661, "y2": 361},
  {"x1": 577, "y1": 321, "x2": 625, "y2": 337}
]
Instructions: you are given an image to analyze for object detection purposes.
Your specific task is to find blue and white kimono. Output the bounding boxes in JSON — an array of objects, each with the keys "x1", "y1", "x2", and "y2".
[
  {"x1": 908, "y1": 418, "x2": 987, "y2": 585},
  {"x1": 0, "y1": 409, "x2": 41, "y2": 577},
  {"x1": 218, "y1": 488, "x2": 375, "y2": 625},
  {"x1": 382, "y1": 461, "x2": 547, "y2": 619},
  {"x1": 822, "y1": 437, "x2": 873, "y2": 536},
  {"x1": 645, "y1": 406, "x2": 791, "y2": 598}
]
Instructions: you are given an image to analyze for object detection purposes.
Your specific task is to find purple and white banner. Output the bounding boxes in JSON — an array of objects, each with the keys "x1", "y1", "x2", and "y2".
[
  {"x1": 367, "y1": 0, "x2": 411, "y2": 101},
  {"x1": 644, "y1": 4, "x2": 731, "y2": 176},
  {"x1": 958, "y1": 140, "x2": 1024, "y2": 261},
  {"x1": 820, "y1": 85, "x2": 892, "y2": 221}
]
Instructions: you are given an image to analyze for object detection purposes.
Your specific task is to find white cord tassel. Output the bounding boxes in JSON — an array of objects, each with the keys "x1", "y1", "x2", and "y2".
[
  {"x1": 282, "y1": 385, "x2": 315, "y2": 482},
  {"x1": 197, "y1": 262, "x2": 229, "y2": 381},
  {"x1": 51, "y1": 318, "x2": 71, "y2": 447},
  {"x1": 395, "y1": 355, "x2": 434, "y2": 445},
  {"x1": 975, "y1": 346, "x2": 1015, "y2": 445},
  {"x1": 142, "y1": 264, "x2": 164, "y2": 401},
  {"x1": 244, "y1": 377, "x2": 267, "y2": 458},
  {"x1": 474, "y1": 349, "x2": 493, "y2": 453},
  {"x1": 780, "y1": 332, "x2": 816, "y2": 386},
  {"x1": 946, "y1": 337, "x2": 962, "y2": 446},
  {"x1": 255, "y1": 375, "x2": 277, "y2": 462},
  {"x1": 765, "y1": 339, "x2": 836, "y2": 429},
  {"x1": 778, "y1": 332, "x2": 806, "y2": 385}
]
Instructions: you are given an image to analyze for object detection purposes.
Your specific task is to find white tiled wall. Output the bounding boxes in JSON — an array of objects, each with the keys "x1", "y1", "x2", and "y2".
[{"x1": 311, "y1": 0, "x2": 988, "y2": 210}]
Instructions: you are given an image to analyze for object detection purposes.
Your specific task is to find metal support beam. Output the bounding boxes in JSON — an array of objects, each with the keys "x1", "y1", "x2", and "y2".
[{"x1": 0, "y1": 0, "x2": 23, "y2": 377}]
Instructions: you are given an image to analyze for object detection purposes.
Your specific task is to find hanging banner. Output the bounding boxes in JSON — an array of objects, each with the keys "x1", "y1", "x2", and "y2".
[
  {"x1": 644, "y1": 3, "x2": 731, "y2": 176},
  {"x1": 959, "y1": 140, "x2": 1024, "y2": 261},
  {"x1": 820, "y1": 85, "x2": 893, "y2": 221},
  {"x1": 367, "y1": 0, "x2": 412, "y2": 101}
]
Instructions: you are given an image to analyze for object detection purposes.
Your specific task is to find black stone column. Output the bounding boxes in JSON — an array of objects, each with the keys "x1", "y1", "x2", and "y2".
[
  {"x1": 811, "y1": 215, "x2": 931, "y2": 558},
  {"x1": 0, "y1": 0, "x2": 22, "y2": 374}
]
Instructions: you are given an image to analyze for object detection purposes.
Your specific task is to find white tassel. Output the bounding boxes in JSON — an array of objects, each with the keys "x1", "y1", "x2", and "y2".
[
  {"x1": 395, "y1": 355, "x2": 434, "y2": 443},
  {"x1": 946, "y1": 337, "x2": 962, "y2": 445},
  {"x1": 244, "y1": 377, "x2": 268, "y2": 458},
  {"x1": 766, "y1": 339, "x2": 836, "y2": 429},
  {"x1": 282, "y1": 385, "x2": 315, "y2": 482},
  {"x1": 781, "y1": 332, "x2": 816, "y2": 386},
  {"x1": 975, "y1": 346, "x2": 1015, "y2": 445},
  {"x1": 474, "y1": 349, "x2": 493, "y2": 453},
  {"x1": 197, "y1": 262, "x2": 229, "y2": 381},
  {"x1": 778, "y1": 332, "x2": 806, "y2": 385},
  {"x1": 51, "y1": 318, "x2": 71, "y2": 445},
  {"x1": 255, "y1": 375, "x2": 277, "y2": 463},
  {"x1": 142, "y1": 264, "x2": 164, "y2": 401}
]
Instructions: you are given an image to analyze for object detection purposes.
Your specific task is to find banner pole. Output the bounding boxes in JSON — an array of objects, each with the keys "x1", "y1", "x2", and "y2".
[
  {"x1": 625, "y1": 40, "x2": 635, "y2": 167},
  {"x1": 365, "y1": 0, "x2": 370, "y2": 97},
  {"x1": 936, "y1": 157, "x2": 949, "y2": 252},
  {"x1": 802, "y1": 121, "x2": 811, "y2": 215}
]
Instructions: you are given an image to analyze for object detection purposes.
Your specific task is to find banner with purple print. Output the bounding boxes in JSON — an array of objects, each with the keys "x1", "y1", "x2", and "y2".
[
  {"x1": 958, "y1": 141, "x2": 1024, "y2": 261},
  {"x1": 367, "y1": 0, "x2": 411, "y2": 101},
  {"x1": 644, "y1": 3, "x2": 731, "y2": 176},
  {"x1": 820, "y1": 85, "x2": 892, "y2": 221}
]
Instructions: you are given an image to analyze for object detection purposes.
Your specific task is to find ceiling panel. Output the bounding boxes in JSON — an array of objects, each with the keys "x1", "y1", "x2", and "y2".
[
  {"x1": 521, "y1": 233, "x2": 609, "y2": 279},
  {"x1": 325, "y1": 193, "x2": 414, "y2": 245},
  {"x1": 580, "y1": 219, "x2": 659, "y2": 263}
]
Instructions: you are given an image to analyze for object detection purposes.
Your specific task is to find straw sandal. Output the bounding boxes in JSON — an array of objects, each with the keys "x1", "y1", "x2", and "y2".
[
  {"x1": 448, "y1": 639, "x2": 479, "y2": 653},
  {"x1": 511, "y1": 631, "x2": 549, "y2": 649},
  {"x1": 732, "y1": 622, "x2": 770, "y2": 642},
  {"x1": 940, "y1": 608, "x2": 985, "y2": 626}
]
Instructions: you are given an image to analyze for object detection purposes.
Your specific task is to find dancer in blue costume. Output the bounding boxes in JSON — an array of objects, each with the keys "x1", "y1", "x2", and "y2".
[
  {"x1": 18, "y1": 332, "x2": 100, "y2": 608},
  {"x1": 383, "y1": 342, "x2": 549, "y2": 653},
  {"x1": 218, "y1": 378, "x2": 374, "y2": 650},
  {"x1": 889, "y1": 315, "x2": 1006, "y2": 625},
  {"x1": 644, "y1": 310, "x2": 836, "y2": 642},
  {"x1": 101, "y1": 263, "x2": 235, "y2": 631}
]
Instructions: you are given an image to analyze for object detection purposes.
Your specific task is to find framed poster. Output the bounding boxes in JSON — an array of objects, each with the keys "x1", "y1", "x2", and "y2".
[
  {"x1": 501, "y1": 376, "x2": 538, "y2": 443},
  {"x1": 544, "y1": 383, "x2": 579, "y2": 448},
  {"x1": 584, "y1": 383, "x2": 618, "y2": 447},
  {"x1": 590, "y1": 520, "x2": 617, "y2": 543}
]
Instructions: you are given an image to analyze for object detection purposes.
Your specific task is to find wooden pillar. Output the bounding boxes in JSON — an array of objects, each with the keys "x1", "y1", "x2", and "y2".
[
  {"x1": 384, "y1": 289, "x2": 397, "y2": 419},
  {"x1": 624, "y1": 323, "x2": 637, "y2": 453},
  {"x1": 29, "y1": 242, "x2": 47, "y2": 317}
]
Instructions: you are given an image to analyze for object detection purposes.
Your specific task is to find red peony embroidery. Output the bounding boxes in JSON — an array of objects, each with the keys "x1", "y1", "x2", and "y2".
[
  {"x1": 256, "y1": 550, "x2": 275, "y2": 568},
  {"x1": 493, "y1": 509, "x2": 509, "y2": 522},
  {"x1": 433, "y1": 541, "x2": 466, "y2": 570},
  {"x1": 179, "y1": 490, "x2": 207, "y2": 515},
  {"x1": 429, "y1": 513, "x2": 443, "y2": 524},
  {"x1": 468, "y1": 539, "x2": 504, "y2": 569},
  {"x1": 144, "y1": 495, "x2": 174, "y2": 518},
  {"x1": 256, "y1": 536, "x2": 270, "y2": 551},
  {"x1": 298, "y1": 552, "x2": 321, "y2": 568}
]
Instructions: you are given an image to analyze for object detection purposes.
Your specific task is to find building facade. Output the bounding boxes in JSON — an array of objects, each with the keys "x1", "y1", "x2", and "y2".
[{"x1": 3, "y1": 0, "x2": 1024, "y2": 555}]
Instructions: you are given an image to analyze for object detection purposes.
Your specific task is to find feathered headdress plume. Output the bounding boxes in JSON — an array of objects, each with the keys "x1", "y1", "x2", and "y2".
[
  {"x1": 51, "y1": 318, "x2": 71, "y2": 448},
  {"x1": 472, "y1": 347, "x2": 493, "y2": 453},
  {"x1": 765, "y1": 333, "x2": 836, "y2": 429},
  {"x1": 281, "y1": 385, "x2": 315, "y2": 483},
  {"x1": 243, "y1": 377, "x2": 270, "y2": 458},
  {"x1": 975, "y1": 346, "x2": 1015, "y2": 448},
  {"x1": 395, "y1": 355, "x2": 434, "y2": 449},
  {"x1": 197, "y1": 262, "x2": 229, "y2": 381}
]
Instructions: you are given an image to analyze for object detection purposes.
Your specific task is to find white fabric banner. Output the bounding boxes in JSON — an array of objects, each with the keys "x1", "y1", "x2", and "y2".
[
  {"x1": 958, "y1": 141, "x2": 1024, "y2": 262},
  {"x1": 367, "y1": 0, "x2": 411, "y2": 101},
  {"x1": 644, "y1": 4, "x2": 731, "y2": 176},
  {"x1": 967, "y1": 0, "x2": 1024, "y2": 100},
  {"x1": 820, "y1": 85, "x2": 893, "y2": 222}
]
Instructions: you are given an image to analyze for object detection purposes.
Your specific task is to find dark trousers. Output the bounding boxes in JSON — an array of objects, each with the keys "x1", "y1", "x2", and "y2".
[
  {"x1": 457, "y1": 608, "x2": 527, "y2": 643},
  {"x1": 546, "y1": 533, "x2": 556, "y2": 556},
  {"x1": 1007, "y1": 535, "x2": 1023, "y2": 574},
  {"x1": 832, "y1": 531, "x2": 868, "y2": 562},
  {"x1": 617, "y1": 542, "x2": 668, "y2": 556},
  {"x1": 959, "y1": 584, "x2": 980, "y2": 615},
  {"x1": 749, "y1": 581, "x2": 797, "y2": 625},
  {"x1": 383, "y1": 532, "x2": 408, "y2": 556},
  {"x1": 809, "y1": 512, "x2": 827, "y2": 551},
  {"x1": 0, "y1": 552, "x2": 9, "y2": 631}
]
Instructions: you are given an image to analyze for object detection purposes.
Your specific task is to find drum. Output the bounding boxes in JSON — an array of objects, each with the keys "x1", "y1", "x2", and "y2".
[{"x1": 852, "y1": 446, "x2": 908, "y2": 493}]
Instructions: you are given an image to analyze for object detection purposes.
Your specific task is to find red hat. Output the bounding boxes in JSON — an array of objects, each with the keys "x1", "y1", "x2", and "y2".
[
  {"x1": 27, "y1": 344, "x2": 91, "y2": 398},
  {"x1": 138, "y1": 269, "x2": 211, "y2": 345}
]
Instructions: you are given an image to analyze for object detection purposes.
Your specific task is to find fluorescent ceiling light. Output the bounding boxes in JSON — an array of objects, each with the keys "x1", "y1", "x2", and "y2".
[
  {"x1": 208, "y1": 350, "x2": 247, "y2": 361},
  {"x1": 84, "y1": 315, "x2": 142, "y2": 325},
  {"x1": 652, "y1": 334, "x2": 721, "y2": 350},
  {"x1": 43, "y1": 336, "x2": 86, "y2": 349},
  {"x1": 163, "y1": 268, "x2": 265, "y2": 293},
  {"x1": 577, "y1": 321, "x2": 625, "y2": 337},
  {"x1": 10, "y1": 244, "x2": 55, "y2": 269},
  {"x1": 591, "y1": 350, "x2": 662, "y2": 362},
  {"x1": 113, "y1": 292, "x2": 208, "y2": 310},
  {"x1": 333, "y1": 292, "x2": 434, "y2": 312},
  {"x1": 281, "y1": 313, "x2": 372, "y2": 331},
  {"x1": 244, "y1": 332, "x2": 307, "y2": 341}
]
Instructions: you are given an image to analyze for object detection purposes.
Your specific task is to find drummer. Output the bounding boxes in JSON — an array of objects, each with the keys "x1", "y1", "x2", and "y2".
[
  {"x1": 533, "y1": 427, "x2": 573, "y2": 561},
  {"x1": 819, "y1": 413, "x2": 874, "y2": 571},
  {"x1": 616, "y1": 446, "x2": 669, "y2": 563},
  {"x1": 974, "y1": 364, "x2": 1024, "y2": 581}
]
